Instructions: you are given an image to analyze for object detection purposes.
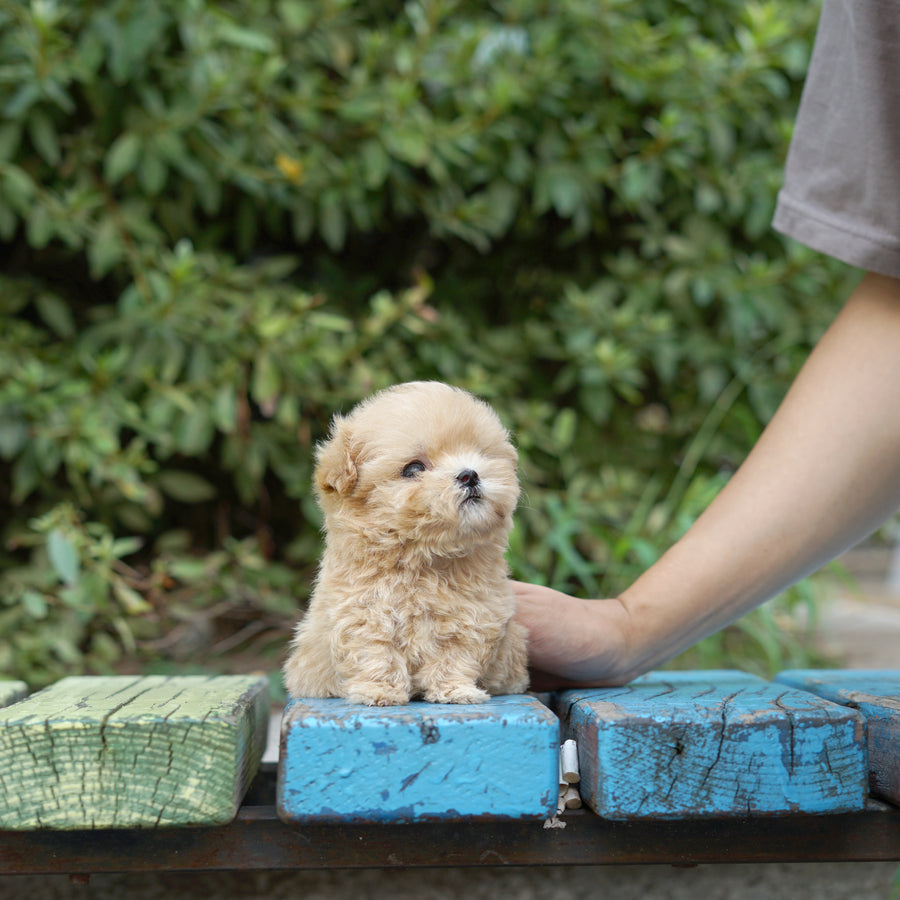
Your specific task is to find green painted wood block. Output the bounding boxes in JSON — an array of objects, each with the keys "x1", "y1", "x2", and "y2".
[
  {"x1": 0, "y1": 675, "x2": 269, "y2": 830},
  {"x1": 0, "y1": 682, "x2": 27, "y2": 708},
  {"x1": 776, "y1": 669, "x2": 900, "y2": 805},
  {"x1": 555, "y1": 670, "x2": 868, "y2": 820}
]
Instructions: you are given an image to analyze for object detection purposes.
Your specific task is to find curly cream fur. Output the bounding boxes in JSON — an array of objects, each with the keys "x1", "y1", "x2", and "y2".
[{"x1": 283, "y1": 381, "x2": 529, "y2": 706}]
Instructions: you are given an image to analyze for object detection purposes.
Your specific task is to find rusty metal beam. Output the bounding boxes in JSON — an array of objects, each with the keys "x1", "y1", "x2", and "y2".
[
  {"x1": 3, "y1": 804, "x2": 900, "y2": 874},
  {"x1": 1, "y1": 770, "x2": 899, "y2": 875}
]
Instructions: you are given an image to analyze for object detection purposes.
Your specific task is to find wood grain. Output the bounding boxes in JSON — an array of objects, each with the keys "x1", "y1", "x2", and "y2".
[
  {"x1": 0, "y1": 675, "x2": 269, "y2": 830},
  {"x1": 277, "y1": 694, "x2": 559, "y2": 823},
  {"x1": 555, "y1": 670, "x2": 868, "y2": 819},
  {"x1": 776, "y1": 669, "x2": 900, "y2": 805}
]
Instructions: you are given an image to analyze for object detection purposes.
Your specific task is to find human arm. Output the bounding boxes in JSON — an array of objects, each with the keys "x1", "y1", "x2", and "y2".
[{"x1": 514, "y1": 272, "x2": 900, "y2": 686}]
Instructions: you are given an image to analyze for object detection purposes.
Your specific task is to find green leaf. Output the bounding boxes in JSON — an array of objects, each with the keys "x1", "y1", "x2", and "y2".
[
  {"x1": 551, "y1": 408, "x2": 577, "y2": 450},
  {"x1": 111, "y1": 537, "x2": 143, "y2": 558},
  {"x1": 88, "y1": 216, "x2": 124, "y2": 278},
  {"x1": 28, "y1": 110, "x2": 60, "y2": 166},
  {"x1": 252, "y1": 352, "x2": 281, "y2": 405},
  {"x1": 26, "y1": 205, "x2": 54, "y2": 248},
  {"x1": 89, "y1": 630, "x2": 120, "y2": 664},
  {"x1": 0, "y1": 203, "x2": 15, "y2": 240},
  {"x1": 156, "y1": 470, "x2": 217, "y2": 503},
  {"x1": 137, "y1": 149, "x2": 168, "y2": 194},
  {"x1": 35, "y1": 293, "x2": 76, "y2": 338},
  {"x1": 216, "y1": 23, "x2": 277, "y2": 53},
  {"x1": 308, "y1": 311, "x2": 353, "y2": 332},
  {"x1": 384, "y1": 125, "x2": 429, "y2": 167},
  {"x1": 168, "y1": 559, "x2": 210, "y2": 581},
  {"x1": 291, "y1": 200, "x2": 315, "y2": 241},
  {"x1": 11, "y1": 452, "x2": 39, "y2": 503},
  {"x1": 0, "y1": 122, "x2": 23, "y2": 162},
  {"x1": 620, "y1": 157, "x2": 654, "y2": 206},
  {"x1": 547, "y1": 168, "x2": 582, "y2": 218},
  {"x1": 0, "y1": 418, "x2": 29, "y2": 460},
  {"x1": 360, "y1": 140, "x2": 391, "y2": 189},
  {"x1": 112, "y1": 581, "x2": 152, "y2": 615},
  {"x1": 319, "y1": 196, "x2": 347, "y2": 251},
  {"x1": 278, "y1": 0, "x2": 314, "y2": 31},
  {"x1": 47, "y1": 530, "x2": 81, "y2": 587},
  {"x1": 1, "y1": 167, "x2": 34, "y2": 209},
  {"x1": 174, "y1": 411, "x2": 214, "y2": 455},
  {"x1": 212, "y1": 385, "x2": 238, "y2": 432},
  {"x1": 105, "y1": 132, "x2": 142, "y2": 183},
  {"x1": 3, "y1": 83, "x2": 41, "y2": 118},
  {"x1": 22, "y1": 590, "x2": 49, "y2": 620},
  {"x1": 43, "y1": 79, "x2": 75, "y2": 114}
]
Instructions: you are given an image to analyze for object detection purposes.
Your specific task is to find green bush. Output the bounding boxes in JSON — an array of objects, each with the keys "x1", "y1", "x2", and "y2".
[{"x1": 0, "y1": 0, "x2": 853, "y2": 686}]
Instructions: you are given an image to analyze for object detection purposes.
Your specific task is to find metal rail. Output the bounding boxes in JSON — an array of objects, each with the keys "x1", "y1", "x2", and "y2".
[{"x1": 2, "y1": 769, "x2": 899, "y2": 875}]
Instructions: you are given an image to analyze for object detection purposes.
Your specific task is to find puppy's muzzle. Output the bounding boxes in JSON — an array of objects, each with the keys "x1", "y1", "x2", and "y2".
[{"x1": 456, "y1": 468, "x2": 482, "y2": 502}]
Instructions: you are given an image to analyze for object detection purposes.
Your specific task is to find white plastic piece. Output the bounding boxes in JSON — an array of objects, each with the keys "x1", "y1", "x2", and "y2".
[{"x1": 560, "y1": 739, "x2": 580, "y2": 784}]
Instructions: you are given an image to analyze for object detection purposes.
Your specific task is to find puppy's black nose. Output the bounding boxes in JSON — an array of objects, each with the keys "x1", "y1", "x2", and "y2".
[{"x1": 456, "y1": 469, "x2": 480, "y2": 490}]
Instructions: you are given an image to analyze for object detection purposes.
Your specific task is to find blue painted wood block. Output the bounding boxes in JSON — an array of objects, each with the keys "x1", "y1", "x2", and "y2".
[
  {"x1": 775, "y1": 669, "x2": 900, "y2": 805},
  {"x1": 276, "y1": 695, "x2": 559, "y2": 823},
  {"x1": 555, "y1": 670, "x2": 867, "y2": 820}
]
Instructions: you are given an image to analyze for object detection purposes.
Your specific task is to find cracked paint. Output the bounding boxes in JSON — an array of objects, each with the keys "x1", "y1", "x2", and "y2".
[
  {"x1": 277, "y1": 695, "x2": 558, "y2": 823},
  {"x1": 0, "y1": 675, "x2": 269, "y2": 830},
  {"x1": 557, "y1": 671, "x2": 867, "y2": 819}
]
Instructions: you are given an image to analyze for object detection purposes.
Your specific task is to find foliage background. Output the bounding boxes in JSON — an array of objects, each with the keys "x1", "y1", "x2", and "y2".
[{"x1": 0, "y1": 0, "x2": 854, "y2": 690}]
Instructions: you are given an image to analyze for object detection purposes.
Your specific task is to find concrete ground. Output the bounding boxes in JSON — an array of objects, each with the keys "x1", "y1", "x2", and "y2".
[
  {"x1": 1, "y1": 544, "x2": 898, "y2": 899},
  {"x1": 1, "y1": 863, "x2": 898, "y2": 900},
  {"x1": 815, "y1": 543, "x2": 900, "y2": 670}
]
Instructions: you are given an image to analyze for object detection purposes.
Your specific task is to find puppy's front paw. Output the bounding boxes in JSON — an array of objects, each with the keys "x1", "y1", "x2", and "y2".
[
  {"x1": 424, "y1": 683, "x2": 490, "y2": 704},
  {"x1": 346, "y1": 683, "x2": 410, "y2": 707}
]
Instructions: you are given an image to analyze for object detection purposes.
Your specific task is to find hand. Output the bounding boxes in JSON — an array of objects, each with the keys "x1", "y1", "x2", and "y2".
[
  {"x1": 510, "y1": 580, "x2": 635, "y2": 690},
  {"x1": 513, "y1": 274, "x2": 900, "y2": 694}
]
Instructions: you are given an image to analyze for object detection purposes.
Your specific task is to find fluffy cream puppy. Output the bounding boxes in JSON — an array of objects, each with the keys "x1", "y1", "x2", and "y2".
[{"x1": 283, "y1": 381, "x2": 529, "y2": 706}]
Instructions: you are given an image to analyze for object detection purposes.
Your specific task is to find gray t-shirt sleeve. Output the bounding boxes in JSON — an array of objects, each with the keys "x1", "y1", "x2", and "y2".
[{"x1": 772, "y1": 0, "x2": 900, "y2": 278}]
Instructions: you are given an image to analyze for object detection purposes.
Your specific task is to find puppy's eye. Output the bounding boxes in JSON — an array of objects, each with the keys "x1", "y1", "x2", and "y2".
[{"x1": 400, "y1": 460, "x2": 426, "y2": 478}]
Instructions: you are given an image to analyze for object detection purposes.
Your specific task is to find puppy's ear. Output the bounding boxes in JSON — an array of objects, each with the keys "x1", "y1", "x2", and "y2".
[{"x1": 314, "y1": 415, "x2": 359, "y2": 497}]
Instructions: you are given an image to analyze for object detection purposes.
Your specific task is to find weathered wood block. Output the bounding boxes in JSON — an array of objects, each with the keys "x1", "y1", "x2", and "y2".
[
  {"x1": 0, "y1": 681, "x2": 27, "y2": 708},
  {"x1": 277, "y1": 695, "x2": 559, "y2": 823},
  {"x1": 555, "y1": 670, "x2": 868, "y2": 820},
  {"x1": 775, "y1": 669, "x2": 900, "y2": 805},
  {"x1": 0, "y1": 675, "x2": 269, "y2": 830}
]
